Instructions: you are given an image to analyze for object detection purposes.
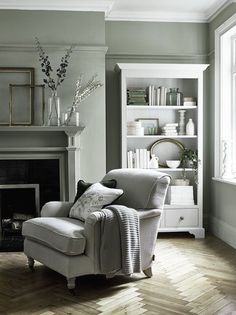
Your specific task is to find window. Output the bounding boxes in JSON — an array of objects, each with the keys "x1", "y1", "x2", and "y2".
[{"x1": 215, "y1": 14, "x2": 236, "y2": 179}]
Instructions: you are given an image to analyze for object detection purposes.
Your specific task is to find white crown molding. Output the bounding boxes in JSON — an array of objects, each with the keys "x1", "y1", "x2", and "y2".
[
  {"x1": 0, "y1": 0, "x2": 114, "y2": 15},
  {"x1": 106, "y1": 10, "x2": 207, "y2": 23},
  {"x1": 0, "y1": 0, "x2": 235, "y2": 23},
  {"x1": 207, "y1": 0, "x2": 236, "y2": 22}
]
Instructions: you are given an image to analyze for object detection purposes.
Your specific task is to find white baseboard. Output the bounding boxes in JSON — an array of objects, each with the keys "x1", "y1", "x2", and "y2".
[{"x1": 210, "y1": 216, "x2": 236, "y2": 249}]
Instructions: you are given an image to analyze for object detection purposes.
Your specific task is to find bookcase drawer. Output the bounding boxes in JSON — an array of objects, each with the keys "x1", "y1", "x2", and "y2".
[{"x1": 165, "y1": 208, "x2": 199, "y2": 228}]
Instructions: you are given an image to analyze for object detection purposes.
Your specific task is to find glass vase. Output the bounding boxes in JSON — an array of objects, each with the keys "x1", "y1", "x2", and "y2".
[
  {"x1": 47, "y1": 91, "x2": 61, "y2": 126},
  {"x1": 166, "y1": 88, "x2": 183, "y2": 106},
  {"x1": 63, "y1": 106, "x2": 79, "y2": 126}
]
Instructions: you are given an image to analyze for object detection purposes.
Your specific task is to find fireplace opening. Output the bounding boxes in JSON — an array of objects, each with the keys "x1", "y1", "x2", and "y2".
[
  {"x1": 0, "y1": 184, "x2": 40, "y2": 251},
  {"x1": 0, "y1": 159, "x2": 60, "y2": 251}
]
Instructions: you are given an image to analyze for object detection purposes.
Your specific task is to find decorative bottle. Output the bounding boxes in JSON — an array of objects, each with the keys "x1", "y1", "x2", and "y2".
[
  {"x1": 47, "y1": 90, "x2": 61, "y2": 126},
  {"x1": 149, "y1": 154, "x2": 159, "y2": 169},
  {"x1": 186, "y1": 118, "x2": 195, "y2": 136},
  {"x1": 166, "y1": 88, "x2": 183, "y2": 106}
]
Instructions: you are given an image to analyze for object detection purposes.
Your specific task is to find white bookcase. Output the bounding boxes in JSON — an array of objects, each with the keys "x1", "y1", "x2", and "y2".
[{"x1": 115, "y1": 63, "x2": 209, "y2": 238}]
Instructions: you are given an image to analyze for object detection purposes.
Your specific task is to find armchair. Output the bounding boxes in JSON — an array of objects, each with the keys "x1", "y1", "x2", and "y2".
[{"x1": 22, "y1": 169, "x2": 170, "y2": 290}]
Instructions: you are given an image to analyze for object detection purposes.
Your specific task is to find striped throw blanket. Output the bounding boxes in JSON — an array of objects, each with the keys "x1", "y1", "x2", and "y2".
[{"x1": 100, "y1": 205, "x2": 141, "y2": 276}]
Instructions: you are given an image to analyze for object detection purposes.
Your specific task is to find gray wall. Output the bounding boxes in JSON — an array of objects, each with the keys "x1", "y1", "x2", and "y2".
[
  {"x1": 0, "y1": 10, "x2": 106, "y2": 183},
  {"x1": 105, "y1": 21, "x2": 210, "y2": 225},
  {"x1": 208, "y1": 4, "x2": 236, "y2": 248}
]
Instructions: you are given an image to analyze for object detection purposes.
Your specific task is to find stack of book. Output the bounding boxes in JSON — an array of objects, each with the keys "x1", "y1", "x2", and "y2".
[
  {"x1": 127, "y1": 149, "x2": 150, "y2": 168},
  {"x1": 162, "y1": 123, "x2": 178, "y2": 136},
  {"x1": 127, "y1": 121, "x2": 144, "y2": 136},
  {"x1": 148, "y1": 86, "x2": 167, "y2": 106},
  {"x1": 127, "y1": 88, "x2": 148, "y2": 105},
  {"x1": 166, "y1": 186, "x2": 195, "y2": 205},
  {"x1": 183, "y1": 97, "x2": 197, "y2": 106}
]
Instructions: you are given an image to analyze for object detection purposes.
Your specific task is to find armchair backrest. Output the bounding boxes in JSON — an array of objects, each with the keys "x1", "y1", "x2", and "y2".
[{"x1": 103, "y1": 169, "x2": 170, "y2": 210}]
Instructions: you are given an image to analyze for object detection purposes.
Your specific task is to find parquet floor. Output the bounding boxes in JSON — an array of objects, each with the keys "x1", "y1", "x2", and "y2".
[{"x1": 0, "y1": 234, "x2": 236, "y2": 315}]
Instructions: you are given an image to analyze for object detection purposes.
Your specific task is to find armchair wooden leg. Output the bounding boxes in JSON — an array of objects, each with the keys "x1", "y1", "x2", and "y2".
[
  {"x1": 67, "y1": 277, "x2": 76, "y2": 294},
  {"x1": 143, "y1": 267, "x2": 152, "y2": 278},
  {"x1": 27, "y1": 256, "x2": 35, "y2": 272}
]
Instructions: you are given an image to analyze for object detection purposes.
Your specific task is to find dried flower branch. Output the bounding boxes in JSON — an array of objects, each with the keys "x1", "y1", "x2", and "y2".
[
  {"x1": 64, "y1": 74, "x2": 103, "y2": 125},
  {"x1": 35, "y1": 37, "x2": 73, "y2": 91}
]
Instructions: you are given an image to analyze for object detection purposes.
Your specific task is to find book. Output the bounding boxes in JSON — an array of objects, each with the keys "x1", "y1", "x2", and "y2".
[
  {"x1": 135, "y1": 149, "x2": 140, "y2": 168},
  {"x1": 156, "y1": 87, "x2": 160, "y2": 105},
  {"x1": 165, "y1": 123, "x2": 178, "y2": 127},
  {"x1": 162, "y1": 126, "x2": 178, "y2": 130},
  {"x1": 160, "y1": 86, "x2": 167, "y2": 105}
]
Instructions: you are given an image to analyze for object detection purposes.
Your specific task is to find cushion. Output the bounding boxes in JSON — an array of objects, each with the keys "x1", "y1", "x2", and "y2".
[
  {"x1": 73, "y1": 179, "x2": 117, "y2": 204},
  {"x1": 22, "y1": 217, "x2": 86, "y2": 256},
  {"x1": 69, "y1": 182, "x2": 123, "y2": 221}
]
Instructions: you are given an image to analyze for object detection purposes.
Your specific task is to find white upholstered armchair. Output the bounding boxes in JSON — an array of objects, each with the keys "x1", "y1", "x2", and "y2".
[{"x1": 22, "y1": 169, "x2": 170, "y2": 291}]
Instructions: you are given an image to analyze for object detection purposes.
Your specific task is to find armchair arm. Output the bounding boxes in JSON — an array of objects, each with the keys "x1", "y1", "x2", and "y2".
[
  {"x1": 137, "y1": 209, "x2": 162, "y2": 220},
  {"x1": 41, "y1": 201, "x2": 73, "y2": 217},
  {"x1": 84, "y1": 208, "x2": 163, "y2": 223},
  {"x1": 85, "y1": 211, "x2": 103, "y2": 225}
]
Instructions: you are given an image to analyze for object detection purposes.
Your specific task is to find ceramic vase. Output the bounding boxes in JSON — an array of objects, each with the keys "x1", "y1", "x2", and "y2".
[{"x1": 186, "y1": 118, "x2": 195, "y2": 136}]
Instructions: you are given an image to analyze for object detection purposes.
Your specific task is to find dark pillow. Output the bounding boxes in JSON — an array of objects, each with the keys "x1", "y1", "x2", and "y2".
[{"x1": 73, "y1": 179, "x2": 117, "y2": 204}]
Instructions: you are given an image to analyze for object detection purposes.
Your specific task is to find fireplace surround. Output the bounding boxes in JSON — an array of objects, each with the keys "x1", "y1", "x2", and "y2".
[{"x1": 0, "y1": 126, "x2": 83, "y2": 251}]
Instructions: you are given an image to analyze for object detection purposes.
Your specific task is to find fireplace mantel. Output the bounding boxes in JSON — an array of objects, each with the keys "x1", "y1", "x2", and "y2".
[
  {"x1": 0, "y1": 125, "x2": 85, "y2": 201},
  {"x1": 0, "y1": 126, "x2": 84, "y2": 135}
]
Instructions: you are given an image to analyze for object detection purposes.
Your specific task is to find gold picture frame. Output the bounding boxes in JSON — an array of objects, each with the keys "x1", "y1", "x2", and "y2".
[
  {"x1": 150, "y1": 138, "x2": 185, "y2": 167},
  {"x1": 10, "y1": 84, "x2": 45, "y2": 126},
  {"x1": 0, "y1": 67, "x2": 34, "y2": 125}
]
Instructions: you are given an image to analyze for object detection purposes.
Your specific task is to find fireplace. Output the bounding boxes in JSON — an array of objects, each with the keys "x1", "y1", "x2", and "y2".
[
  {"x1": 0, "y1": 159, "x2": 61, "y2": 207},
  {"x1": 0, "y1": 159, "x2": 60, "y2": 251},
  {"x1": 0, "y1": 126, "x2": 83, "y2": 251},
  {"x1": 0, "y1": 184, "x2": 40, "y2": 251}
]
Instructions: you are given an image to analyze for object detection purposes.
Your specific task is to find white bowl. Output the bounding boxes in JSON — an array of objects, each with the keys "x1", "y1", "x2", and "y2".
[{"x1": 166, "y1": 160, "x2": 181, "y2": 168}]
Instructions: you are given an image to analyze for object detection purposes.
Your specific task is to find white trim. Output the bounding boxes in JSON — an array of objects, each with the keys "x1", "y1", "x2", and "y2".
[
  {"x1": 115, "y1": 63, "x2": 209, "y2": 72},
  {"x1": 106, "y1": 0, "x2": 235, "y2": 23},
  {"x1": 0, "y1": 0, "x2": 114, "y2": 14},
  {"x1": 215, "y1": 13, "x2": 236, "y2": 178},
  {"x1": 207, "y1": 0, "x2": 236, "y2": 22},
  {"x1": 106, "y1": 0, "x2": 236, "y2": 23},
  {"x1": 106, "y1": 10, "x2": 207, "y2": 23},
  {"x1": 213, "y1": 176, "x2": 236, "y2": 185},
  {"x1": 0, "y1": 0, "x2": 234, "y2": 23},
  {"x1": 210, "y1": 215, "x2": 236, "y2": 249}
]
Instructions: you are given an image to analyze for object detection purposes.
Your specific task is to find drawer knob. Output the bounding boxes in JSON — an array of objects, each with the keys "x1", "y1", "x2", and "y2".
[{"x1": 179, "y1": 216, "x2": 184, "y2": 221}]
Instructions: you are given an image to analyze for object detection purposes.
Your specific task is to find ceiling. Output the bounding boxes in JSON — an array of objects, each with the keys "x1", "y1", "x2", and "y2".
[{"x1": 0, "y1": 0, "x2": 234, "y2": 22}]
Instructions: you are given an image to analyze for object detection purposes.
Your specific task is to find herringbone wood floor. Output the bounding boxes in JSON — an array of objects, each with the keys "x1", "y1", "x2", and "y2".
[{"x1": 0, "y1": 234, "x2": 236, "y2": 315}]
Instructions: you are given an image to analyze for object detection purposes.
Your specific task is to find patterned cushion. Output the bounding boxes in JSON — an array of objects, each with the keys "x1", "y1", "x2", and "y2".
[
  {"x1": 69, "y1": 183, "x2": 123, "y2": 221},
  {"x1": 73, "y1": 179, "x2": 117, "y2": 204}
]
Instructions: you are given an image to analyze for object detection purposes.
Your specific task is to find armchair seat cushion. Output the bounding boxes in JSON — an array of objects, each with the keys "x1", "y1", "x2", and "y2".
[{"x1": 22, "y1": 217, "x2": 86, "y2": 256}]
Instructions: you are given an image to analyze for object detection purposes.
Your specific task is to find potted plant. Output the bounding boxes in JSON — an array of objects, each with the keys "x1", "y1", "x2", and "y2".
[{"x1": 180, "y1": 148, "x2": 199, "y2": 183}]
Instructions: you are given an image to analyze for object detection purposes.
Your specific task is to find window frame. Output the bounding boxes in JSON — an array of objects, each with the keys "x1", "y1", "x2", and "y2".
[{"x1": 215, "y1": 13, "x2": 236, "y2": 179}]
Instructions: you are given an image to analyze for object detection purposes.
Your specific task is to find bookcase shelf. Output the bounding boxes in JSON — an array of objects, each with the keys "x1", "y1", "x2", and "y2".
[
  {"x1": 127, "y1": 135, "x2": 197, "y2": 139},
  {"x1": 116, "y1": 63, "x2": 209, "y2": 239},
  {"x1": 127, "y1": 105, "x2": 198, "y2": 110},
  {"x1": 152, "y1": 168, "x2": 193, "y2": 172},
  {"x1": 164, "y1": 204, "x2": 198, "y2": 209}
]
